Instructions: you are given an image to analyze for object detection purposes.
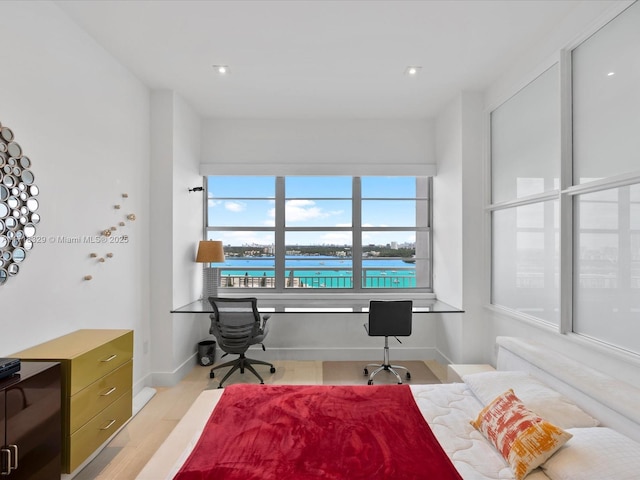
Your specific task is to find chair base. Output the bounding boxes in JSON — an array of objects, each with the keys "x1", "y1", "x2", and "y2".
[
  {"x1": 364, "y1": 363, "x2": 411, "y2": 385},
  {"x1": 210, "y1": 353, "x2": 276, "y2": 388},
  {"x1": 363, "y1": 336, "x2": 411, "y2": 385}
]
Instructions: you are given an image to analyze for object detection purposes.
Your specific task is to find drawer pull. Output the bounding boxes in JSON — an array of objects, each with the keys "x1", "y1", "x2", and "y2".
[
  {"x1": 101, "y1": 354, "x2": 118, "y2": 362},
  {"x1": 1, "y1": 448, "x2": 11, "y2": 475},
  {"x1": 101, "y1": 387, "x2": 117, "y2": 396},
  {"x1": 8, "y1": 446, "x2": 17, "y2": 471},
  {"x1": 101, "y1": 419, "x2": 117, "y2": 430}
]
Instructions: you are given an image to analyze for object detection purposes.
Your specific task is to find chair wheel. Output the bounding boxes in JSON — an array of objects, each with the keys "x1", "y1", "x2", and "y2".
[
  {"x1": 209, "y1": 372, "x2": 215, "y2": 379},
  {"x1": 367, "y1": 380, "x2": 373, "y2": 385},
  {"x1": 217, "y1": 384, "x2": 223, "y2": 389},
  {"x1": 363, "y1": 368, "x2": 369, "y2": 375},
  {"x1": 406, "y1": 372, "x2": 411, "y2": 379},
  {"x1": 270, "y1": 367, "x2": 276, "y2": 373}
]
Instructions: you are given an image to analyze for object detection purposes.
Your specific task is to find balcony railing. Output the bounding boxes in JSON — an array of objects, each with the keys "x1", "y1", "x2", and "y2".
[{"x1": 217, "y1": 266, "x2": 417, "y2": 289}]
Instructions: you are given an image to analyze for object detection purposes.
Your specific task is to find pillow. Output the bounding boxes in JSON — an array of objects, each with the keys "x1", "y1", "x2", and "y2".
[
  {"x1": 471, "y1": 389, "x2": 572, "y2": 480},
  {"x1": 463, "y1": 371, "x2": 599, "y2": 429},
  {"x1": 542, "y1": 427, "x2": 640, "y2": 480}
]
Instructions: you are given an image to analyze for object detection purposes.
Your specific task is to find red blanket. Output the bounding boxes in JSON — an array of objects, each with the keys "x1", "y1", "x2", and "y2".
[{"x1": 174, "y1": 384, "x2": 462, "y2": 480}]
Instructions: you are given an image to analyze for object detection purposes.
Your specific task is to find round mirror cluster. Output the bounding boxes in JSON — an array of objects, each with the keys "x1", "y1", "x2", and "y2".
[{"x1": 0, "y1": 122, "x2": 40, "y2": 286}]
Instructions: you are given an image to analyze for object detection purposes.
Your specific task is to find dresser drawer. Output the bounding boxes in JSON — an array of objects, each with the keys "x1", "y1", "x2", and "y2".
[
  {"x1": 69, "y1": 360, "x2": 133, "y2": 434},
  {"x1": 68, "y1": 390, "x2": 132, "y2": 472},
  {"x1": 69, "y1": 331, "x2": 133, "y2": 395}
]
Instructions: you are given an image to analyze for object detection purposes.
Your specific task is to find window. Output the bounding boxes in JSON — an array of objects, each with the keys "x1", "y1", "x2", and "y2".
[
  {"x1": 490, "y1": 64, "x2": 561, "y2": 326},
  {"x1": 573, "y1": 185, "x2": 640, "y2": 352},
  {"x1": 492, "y1": 201, "x2": 560, "y2": 324},
  {"x1": 205, "y1": 176, "x2": 431, "y2": 293},
  {"x1": 572, "y1": 0, "x2": 640, "y2": 184},
  {"x1": 490, "y1": 2, "x2": 640, "y2": 355}
]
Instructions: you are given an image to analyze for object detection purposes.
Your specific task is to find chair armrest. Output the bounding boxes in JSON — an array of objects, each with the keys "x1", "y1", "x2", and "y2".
[
  {"x1": 251, "y1": 314, "x2": 270, "y2": 344},
  {"x1": 258, "y1": 314, "x2": 271, "y2": 333}
]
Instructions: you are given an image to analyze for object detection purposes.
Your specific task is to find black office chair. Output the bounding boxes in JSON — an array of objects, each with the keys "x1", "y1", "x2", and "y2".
[
  {"x1": 363, "y1": 300, "x2": 413, "y2": 385},
  {"x1": 207, "y1": 297, "x2": 276, "y2": 388}
]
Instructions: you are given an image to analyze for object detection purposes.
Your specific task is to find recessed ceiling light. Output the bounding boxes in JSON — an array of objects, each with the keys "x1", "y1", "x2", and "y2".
[
  {"x1": 213, "y1": 65, "x2": 230, "y2": 75},
  {"x1": 405, "y1": 66, "x2": 422, "y2": 76},
  {"x1": 607, "y1": 71, "x2": 615, "y2": 76}
]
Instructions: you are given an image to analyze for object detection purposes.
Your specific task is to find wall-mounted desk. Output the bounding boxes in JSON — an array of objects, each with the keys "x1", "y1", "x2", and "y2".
[{"x1": 172, "y1": 298, "x2": 463, "y2": 314}]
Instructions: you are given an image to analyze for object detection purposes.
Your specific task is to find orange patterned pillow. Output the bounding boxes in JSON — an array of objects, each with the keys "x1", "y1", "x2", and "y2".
[{"x1": 471, "y1": 389, "x2": 572, "y2": 480}]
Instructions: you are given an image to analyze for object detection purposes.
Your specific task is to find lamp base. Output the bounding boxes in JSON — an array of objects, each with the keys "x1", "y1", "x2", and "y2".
[{"x1": 203, "y1": 267, "x2": 220, "y2": 300}]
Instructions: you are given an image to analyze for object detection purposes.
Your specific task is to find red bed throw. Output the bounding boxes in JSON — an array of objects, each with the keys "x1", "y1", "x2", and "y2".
[{"x1": 174, "y1": 384, "x2": 462, "y2": 480}]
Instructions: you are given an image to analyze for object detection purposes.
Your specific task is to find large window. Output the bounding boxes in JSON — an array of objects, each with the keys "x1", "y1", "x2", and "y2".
[
  {"x1": 490, "y1": 64, "x2": 561, "y2": 326},
  {"x1": 205, "y1": 176, "x2": 431, "y2": 293},
  {"x1": 490, "y1": 1, "x2": 640, "y2": 355}
]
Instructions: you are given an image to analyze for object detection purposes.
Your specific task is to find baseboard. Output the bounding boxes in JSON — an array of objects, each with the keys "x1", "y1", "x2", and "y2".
[
  {"x1": 150, "y1": 353, "x2": 198, "y2": 387},
  {"x1": 249, "y1": 346, "x2": 439, "y2": 362}
]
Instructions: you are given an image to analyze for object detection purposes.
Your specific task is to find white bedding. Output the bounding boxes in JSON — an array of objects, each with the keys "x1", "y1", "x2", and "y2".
[
  {"x1": 412, "y1": 383, "x2": 549, "y2": 480},
  {"x1": 137, "y1": 383, "x2": 550, "y2": 480}
]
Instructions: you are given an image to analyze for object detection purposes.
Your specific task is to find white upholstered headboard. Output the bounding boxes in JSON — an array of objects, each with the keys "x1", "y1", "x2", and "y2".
[{"x1": 496, "y1": 336, "x2": 640, "y2": 442}]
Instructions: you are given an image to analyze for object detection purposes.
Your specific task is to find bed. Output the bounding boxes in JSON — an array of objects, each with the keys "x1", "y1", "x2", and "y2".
[{"x1": 137, "y1": 337, "x2": 640, "y2": 479}]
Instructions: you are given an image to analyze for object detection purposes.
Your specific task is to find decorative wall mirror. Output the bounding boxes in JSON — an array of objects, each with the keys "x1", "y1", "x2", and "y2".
[{"x1": 0, "y1": 121, "x2": 39, "y2": 286}]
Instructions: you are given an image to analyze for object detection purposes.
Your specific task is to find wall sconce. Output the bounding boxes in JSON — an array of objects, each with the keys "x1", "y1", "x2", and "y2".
[
  {"x1": 102, "y1": 229, "x2": 112, "y2": 237},
  {"x1": 127, "y1": 214, "x2": 136, "y2": 221},
  {"x1": 196, "y1": 240, "x2": 225, "y2": 299}
]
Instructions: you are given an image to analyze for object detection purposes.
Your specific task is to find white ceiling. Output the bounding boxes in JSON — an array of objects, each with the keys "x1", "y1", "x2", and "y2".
[{"x1": 56, "y1": 0, "x2": 594, "y2": 120}]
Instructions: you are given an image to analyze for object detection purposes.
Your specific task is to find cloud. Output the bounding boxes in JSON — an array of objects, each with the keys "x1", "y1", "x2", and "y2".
[
  {"x1": 225, "y1": 201, "x2": 246, "y2": 212},
  {"x1": 286, "y1": 199, "x2": 344, "y2": 223}
]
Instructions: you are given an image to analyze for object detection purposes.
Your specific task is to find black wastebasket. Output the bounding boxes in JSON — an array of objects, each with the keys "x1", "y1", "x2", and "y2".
[{"x1": 197, "y1": 340, "x2": 216, "y2": 366}]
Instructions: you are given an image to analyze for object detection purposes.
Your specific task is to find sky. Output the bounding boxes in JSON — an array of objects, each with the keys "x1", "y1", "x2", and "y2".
[{"x1": 206, "y1": 176, "x2": 423, "y2": 246}]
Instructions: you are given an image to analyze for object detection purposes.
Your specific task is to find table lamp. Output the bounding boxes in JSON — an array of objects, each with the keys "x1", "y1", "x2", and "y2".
[{"x1": 196, "y1": 240, "x2": 226, "y2": 299}]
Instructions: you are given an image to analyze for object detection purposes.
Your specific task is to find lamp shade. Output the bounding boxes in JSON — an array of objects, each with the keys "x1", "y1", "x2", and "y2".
[{"x1": 196, "y1": 240, "x2": 225, "y2": 263}]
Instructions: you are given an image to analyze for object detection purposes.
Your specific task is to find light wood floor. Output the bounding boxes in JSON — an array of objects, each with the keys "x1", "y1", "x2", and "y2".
[{"x1": 75, "y1": 359, "x2": 447, "y2": 480}]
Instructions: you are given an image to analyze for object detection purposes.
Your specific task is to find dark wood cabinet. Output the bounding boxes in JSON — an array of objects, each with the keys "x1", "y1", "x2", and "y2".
[{"x1": 1, "y1": 361, "x2": 61, "y2": 479}]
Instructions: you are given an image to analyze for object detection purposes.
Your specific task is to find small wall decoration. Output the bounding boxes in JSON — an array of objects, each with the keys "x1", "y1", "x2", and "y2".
[
  {"x1": 0, "y1": 121, "x2": 40, "y2": 287},
  {"x1": 83, "y1": 193, "x2": 135, "y2": 281}
]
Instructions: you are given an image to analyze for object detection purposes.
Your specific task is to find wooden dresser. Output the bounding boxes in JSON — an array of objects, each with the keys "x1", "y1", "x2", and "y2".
[{"x1": 12, "y1": 329, "x2": 133, "y2": 474}]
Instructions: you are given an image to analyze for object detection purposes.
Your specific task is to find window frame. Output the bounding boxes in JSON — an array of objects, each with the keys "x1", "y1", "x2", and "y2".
[{"x1": 204, "y1": 176, "x2": 433, "y2": 295}]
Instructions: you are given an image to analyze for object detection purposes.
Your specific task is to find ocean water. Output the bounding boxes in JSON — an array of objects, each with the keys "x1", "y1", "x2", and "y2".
[{"x1": 220, "y1": 256, "x2": 416, "y2": 288}]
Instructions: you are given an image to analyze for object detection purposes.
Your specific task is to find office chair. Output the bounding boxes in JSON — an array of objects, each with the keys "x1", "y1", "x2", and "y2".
[
  {"x1": 207, "y1": 297, "x2": 276, "y2": 388},
  {"x1": 363, "y1": 300, "x2": 413, "y2": 385}
]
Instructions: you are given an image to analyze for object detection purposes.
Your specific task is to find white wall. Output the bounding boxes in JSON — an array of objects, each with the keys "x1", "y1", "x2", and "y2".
[
  {"x1": 433, "y1": 95, "x2": 464, "y2": 363},
  {"x1": 149, "y1": 91, "x2": 208, "y2": 386},
  {"x1": 433, "y1": 92, "x2": 488, "y2": 365},
  {"x1": 201, "y1": 119, "x2": 436, "y2": 175},
  {"x1": 0, "y1": 1, "x2": 151, "y2": 392}
]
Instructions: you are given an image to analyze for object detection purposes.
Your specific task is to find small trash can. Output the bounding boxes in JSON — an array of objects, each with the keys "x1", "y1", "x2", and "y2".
[{"x1": 197, "y1": 340, "x2": 216, "y2": 366}]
